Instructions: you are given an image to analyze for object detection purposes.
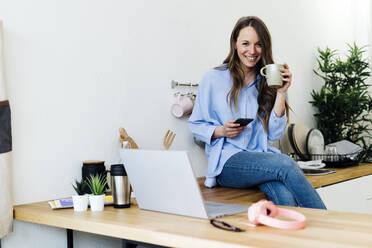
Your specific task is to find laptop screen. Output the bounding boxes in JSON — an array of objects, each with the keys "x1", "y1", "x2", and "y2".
[{"x1": 119, "y1": 149, "x2": 209, "y2": 218}]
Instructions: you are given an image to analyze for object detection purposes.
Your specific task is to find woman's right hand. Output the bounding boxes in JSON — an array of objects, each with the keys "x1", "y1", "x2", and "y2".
[{"x1": 213, "y1": 120, "x2": 246, "y2": 138}]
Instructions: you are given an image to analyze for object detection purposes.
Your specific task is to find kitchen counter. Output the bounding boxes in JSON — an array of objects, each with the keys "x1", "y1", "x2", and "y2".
[
  {"x1": 13, "y1": 192, "x2": 372, "y2": 248},
  {"x1": 13, "y1": 163, "x2": 372, "y2": 248},
  {"x1": 198, "y1": 163, "x2": 372, "y2": 205}
]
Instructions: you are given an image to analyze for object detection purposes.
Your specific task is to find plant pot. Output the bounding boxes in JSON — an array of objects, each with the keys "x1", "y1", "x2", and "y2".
[
  {"x1": 72, "y1": 194, "x2": 88, "y2": 212},
  {"x1": 89, "y1": 194, "x2": 105, "y2": 212}
]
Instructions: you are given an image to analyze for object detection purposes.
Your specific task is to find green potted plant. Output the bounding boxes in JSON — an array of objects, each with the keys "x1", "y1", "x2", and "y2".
[
  {"x1": 86, "y1": 174, "x2": 107, "y2": 211},
  {"x1": 310, "y1": 43, "x2": 372, "y2": 162},
  {"x1": 72, "y1": 179, "x2": 88, "y2": 212}
]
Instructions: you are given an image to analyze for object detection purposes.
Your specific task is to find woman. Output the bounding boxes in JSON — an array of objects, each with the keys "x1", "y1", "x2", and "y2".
[{"x1": 188, "y1": 16, "x2": 326, "y2": 209}]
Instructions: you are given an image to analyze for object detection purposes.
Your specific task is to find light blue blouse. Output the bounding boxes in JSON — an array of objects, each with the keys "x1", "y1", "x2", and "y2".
[{"x1": 188, "y1": 67, "x2": 287, "y2": 188}]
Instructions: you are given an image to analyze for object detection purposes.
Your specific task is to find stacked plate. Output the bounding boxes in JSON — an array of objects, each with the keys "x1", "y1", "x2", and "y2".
[
  {"x1": 306, "y1": 128, "x2": 325, "y2": 160},
  {"x1": 279, "y1": 123, "x2": 325, "y2": 161}
]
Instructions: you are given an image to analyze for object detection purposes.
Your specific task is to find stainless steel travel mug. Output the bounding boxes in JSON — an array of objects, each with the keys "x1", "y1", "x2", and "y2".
[{"x1": 110, "y1": 164, "x2": 131, "y2": 208}]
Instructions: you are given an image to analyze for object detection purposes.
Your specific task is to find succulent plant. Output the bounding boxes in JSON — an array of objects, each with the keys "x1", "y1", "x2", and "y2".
[
  {"x1": 72, "y1": 179, "x2": 87, "y2": 196},
  {"x1": 86, "y1": 174, "x2": 107, "y2": 195}
]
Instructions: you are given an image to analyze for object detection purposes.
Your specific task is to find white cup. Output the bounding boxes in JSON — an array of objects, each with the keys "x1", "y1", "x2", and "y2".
[
  {"x1": 325, "y1": 145, "x2": 338, "y2": 162},
  {"x1": 310, "y1": 145, "x2": 324, "y2": 161},
  {"x1": 171, "y1": 95, "x2": 194, "y2": 118},
  {"x1": 260, "y1": 64, "x2": 284, "y2": 88}
]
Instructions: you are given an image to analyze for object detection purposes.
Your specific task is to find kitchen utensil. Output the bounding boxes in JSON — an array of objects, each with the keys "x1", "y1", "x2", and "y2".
[
  {"x1": 119, "y1": 127, "x2": 139, "y2": 149},
  {"x1": 109, "y1": 164, "x2": 131, "y2": 208},
  {"x1": 163, "y1": 130, "x2": 176, "y2": 150}
]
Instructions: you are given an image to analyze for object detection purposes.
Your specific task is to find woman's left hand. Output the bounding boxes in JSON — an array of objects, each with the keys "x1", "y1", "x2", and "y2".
[{"x1": 277, "y1": 63, "x2": 292, "y2": 94}]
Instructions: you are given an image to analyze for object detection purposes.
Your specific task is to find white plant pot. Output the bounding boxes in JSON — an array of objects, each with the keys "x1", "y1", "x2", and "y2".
[
  {"x1": 89, "y1": 194, "x2": 105, "y2": 212},
  {"x1": 72, "y1": 194, "x2": 88, "y2": 212}
]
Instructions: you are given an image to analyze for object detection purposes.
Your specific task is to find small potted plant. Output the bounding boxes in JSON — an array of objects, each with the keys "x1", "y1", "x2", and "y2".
[
  {"x1": 86, "y1": 174, "x2": 107, "y2": 211},
  {"x1": 72, "y1": 179, "x2": 88, "y2": 212}
]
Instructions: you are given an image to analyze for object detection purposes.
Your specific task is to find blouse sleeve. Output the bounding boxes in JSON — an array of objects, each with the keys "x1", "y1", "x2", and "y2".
[
  {"x1": 188, "y1": 72, "x2": 220, "y2": 145},
  {"x1": 267, "y1": 107, "x2": 287, "y2": 141}
]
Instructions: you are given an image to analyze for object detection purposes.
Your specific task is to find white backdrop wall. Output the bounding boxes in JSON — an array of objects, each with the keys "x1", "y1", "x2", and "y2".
[{"x1": 0, "y1": 0, "x2": 371, "y2": 247}]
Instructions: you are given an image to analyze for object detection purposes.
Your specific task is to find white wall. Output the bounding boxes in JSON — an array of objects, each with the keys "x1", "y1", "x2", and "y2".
[{"x1": 0, "y1": 0, "x2": 371, "y2": 247}]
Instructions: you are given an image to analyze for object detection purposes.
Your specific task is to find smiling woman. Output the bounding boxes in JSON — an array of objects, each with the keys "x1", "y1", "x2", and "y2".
[
  {"x1": 216, "y1": 17, "x2": 290, "y2": 133},
  {"x1": 188, "y1": 16, "x2": 325, "y2": 209}
]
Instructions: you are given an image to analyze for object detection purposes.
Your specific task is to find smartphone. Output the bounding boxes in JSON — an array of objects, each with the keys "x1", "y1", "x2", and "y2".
[{"x1": 234, "y1": 118, "x2": 254, "y2": 127}]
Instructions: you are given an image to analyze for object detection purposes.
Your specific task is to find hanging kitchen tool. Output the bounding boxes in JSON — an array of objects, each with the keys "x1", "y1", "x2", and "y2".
[
  {"x1": 163, "y1": 130, "x2": 176, "y2": 150},
  {"x1": 119, "y1": 127, "x2": 139, "y2": 149}
]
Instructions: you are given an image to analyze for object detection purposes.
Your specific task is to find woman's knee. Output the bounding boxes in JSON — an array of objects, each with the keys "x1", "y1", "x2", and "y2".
[
  {"x1": 259, "y1": 182, "x2": 297, "y2": 207},
  {"x1": 275, "y1": 154, "x2": 298, "y2": 170},
  {"x1": 278, "y1": 154, "x2": 299, "y2": 169},
  {"x1": 274, "y1": 154, "x2": 306, "y2": 181}
]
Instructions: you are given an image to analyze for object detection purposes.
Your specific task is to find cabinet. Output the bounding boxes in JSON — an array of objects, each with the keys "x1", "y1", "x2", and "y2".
[{"x1": 316, "y1": 175, "x2": 372, "y2": 214}]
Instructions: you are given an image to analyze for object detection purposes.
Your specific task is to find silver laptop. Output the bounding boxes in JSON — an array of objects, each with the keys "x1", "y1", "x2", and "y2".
[{"x1": 119, "y1": 149, "x2": 248, "y2": 219}]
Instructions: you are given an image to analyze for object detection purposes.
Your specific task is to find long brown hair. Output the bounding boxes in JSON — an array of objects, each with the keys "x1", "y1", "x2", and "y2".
[{"x1": 217, "y1": 16, "x2": 289, "y2": 131}]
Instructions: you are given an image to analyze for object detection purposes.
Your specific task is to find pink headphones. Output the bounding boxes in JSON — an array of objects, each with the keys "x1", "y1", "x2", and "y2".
[{"x1": 248, "y1": 200, "x2": 306, "y2": 230}]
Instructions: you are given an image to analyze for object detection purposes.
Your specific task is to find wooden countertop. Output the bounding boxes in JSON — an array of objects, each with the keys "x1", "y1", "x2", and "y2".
[
  {"x1": 14, "y1": 198, "x2": 372, "y2": 248},
  {"x1": 13, "y1": 163, "x2": 372, "y2": 248},
  {"x1": 198, "y1": 163, "x2": 372, "y2": 205},
  {"x1": 306, "y1": 163, "x2": 372, "y2": 188}
]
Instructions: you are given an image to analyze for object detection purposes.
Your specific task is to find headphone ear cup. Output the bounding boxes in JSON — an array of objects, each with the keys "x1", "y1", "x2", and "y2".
[
  {"x1": 248, "y1": 202, "x2": 259, "y2": 224},
  {"x1": 248, "y1": 200, "x2": 267, "y2": 224},
  {"x1": 265, "y1": 201, "x2": 277, "y2": 217}
]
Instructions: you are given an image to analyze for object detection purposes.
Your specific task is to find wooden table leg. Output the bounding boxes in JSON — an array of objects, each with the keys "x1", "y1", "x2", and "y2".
[{"x1": 67, "y1": 229, "x2": 73, "y2": 248}]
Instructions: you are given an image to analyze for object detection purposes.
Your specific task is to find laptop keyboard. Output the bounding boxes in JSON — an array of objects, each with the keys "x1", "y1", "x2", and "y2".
[{"x1": 204, "y1": 201, "x2": 248, "y2": 218}]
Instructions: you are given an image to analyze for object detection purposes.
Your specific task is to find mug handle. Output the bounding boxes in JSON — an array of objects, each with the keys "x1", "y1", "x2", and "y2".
[{"x1": 260, "y1": 66, "x2": 267, "y2": 77}]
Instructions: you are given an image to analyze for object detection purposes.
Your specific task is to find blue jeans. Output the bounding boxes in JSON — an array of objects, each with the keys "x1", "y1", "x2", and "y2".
[{"x1": 217, "y1": 151, "x2": 326, "y2": 209}]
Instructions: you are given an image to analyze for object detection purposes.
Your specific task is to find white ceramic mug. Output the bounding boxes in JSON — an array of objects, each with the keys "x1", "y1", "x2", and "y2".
[
  {"x1": 260, "y1": 64, "x2": 284, "y2": 88},
  {"x1": 171, "y1": 95, "x2": 194, "y2": 118}
]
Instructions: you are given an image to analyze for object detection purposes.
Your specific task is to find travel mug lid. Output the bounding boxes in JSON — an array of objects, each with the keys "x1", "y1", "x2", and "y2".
[{"x1": 110, "y1": 164, "x2": 127, "y2": 176}]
